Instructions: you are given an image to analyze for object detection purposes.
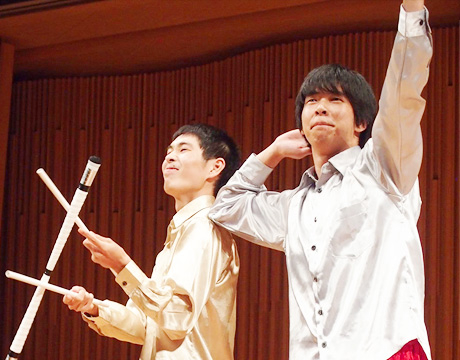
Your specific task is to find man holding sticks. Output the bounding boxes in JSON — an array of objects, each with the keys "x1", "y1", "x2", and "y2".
[{"x1": 63, "y1": 124, "x2": 240, "y2": 360}]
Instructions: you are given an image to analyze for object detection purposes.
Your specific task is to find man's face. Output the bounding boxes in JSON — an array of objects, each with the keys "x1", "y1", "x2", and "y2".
[
  {"x1": 302, "y1": 91, "x2": 366, "y2": 156},
  {"x1": 162, "y1": 134, "x2": 211, "y2": 199}
]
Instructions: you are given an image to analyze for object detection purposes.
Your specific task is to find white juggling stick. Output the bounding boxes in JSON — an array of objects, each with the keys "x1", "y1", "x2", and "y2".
[
  {"x1": 5, "y1": 270, "x2": 104, "y2": 307},
  {"x1": 6, "y1": 156, "x2": 101, "y2": 360},
  {"x1": 36, "y1": 167, "x2": 117, "y2": 278},
  {"x1": 36, "y1": 168, "x2": 89, "y2": 232}
]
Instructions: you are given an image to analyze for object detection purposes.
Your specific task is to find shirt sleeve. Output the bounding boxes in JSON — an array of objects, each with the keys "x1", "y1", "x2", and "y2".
[
  {"x1": 114, "y1": 218, "x2": 230, "y2": 341},
  {"x1": 81, "y1": 298, "x2": 148, "y2": 345},
  {"x1": 209, "y1": 154, "x2": 293, "y2": 252},
  {"x1": 370, "y1": 5, "x2": 432, "y2": 195}
]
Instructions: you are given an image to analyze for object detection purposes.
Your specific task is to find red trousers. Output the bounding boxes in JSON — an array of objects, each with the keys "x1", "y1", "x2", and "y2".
[{"x1": 388, "y1": 339, "x2": 428, "y2": 360}]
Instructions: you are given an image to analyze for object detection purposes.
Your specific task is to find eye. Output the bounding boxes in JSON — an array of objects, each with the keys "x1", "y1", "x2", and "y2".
[
  {"x1": 305, "y1": 98, "x2": 316, "y2": 104},
  {"x1": 180, "y1": 147, "x2": 189, "y2": 152}
]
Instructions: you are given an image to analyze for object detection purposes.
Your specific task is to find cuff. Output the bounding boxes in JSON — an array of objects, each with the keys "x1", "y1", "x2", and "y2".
[
  {"x1": 81, "y1": 300, "x2": 111, "y2": 325},
  {"x1": 239, "y1": 154, "x2": 274, "y2": 186},
  {"x1": 398, "y1": 5, "x2": 430, "y2": 37},
  {"x1": 115, "y1": 260, "x2": 149, "y2": 297}
]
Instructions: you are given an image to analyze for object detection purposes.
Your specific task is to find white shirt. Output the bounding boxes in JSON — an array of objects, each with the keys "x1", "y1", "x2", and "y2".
[{"x1": 209, "y1": 6, "x2": 432, "y2": 360}]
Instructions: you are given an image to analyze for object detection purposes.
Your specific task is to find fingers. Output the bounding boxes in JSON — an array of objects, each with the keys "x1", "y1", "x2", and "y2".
[
  {"x1": 81, "y1": 232, "x2": 109, "y2": 255},
  {"x1": 78, "y1": 228, "x2": 112, "y2": 245},
  {"x1": 83, "y1": 238, "x2": 100, "y2": 253},
  {"x1": 63, "y1": 286, "x2": 95, "y2": 313},
  {"x1": 78, "y1": 227, "x2": 91, "y2": 238},
  {"x1": 82, "y1": 239, "x2": 105, "y2": 266}
]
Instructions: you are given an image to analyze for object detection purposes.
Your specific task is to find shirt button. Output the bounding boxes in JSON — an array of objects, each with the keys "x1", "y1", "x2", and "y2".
[
  {"x1": 314, "y1": 217, "x2": 317, "y2": 222},
  {"x1": 322, "y1": 342, "x2": 327, "y2": 348},
  {"x1": 318, "y1": 309, "x2": 323, "y2": 315},
  {"x1": 311, "y1": 245, "x2": 316, "y2": 251},
  {"x1": 419, "y1": 19, "x2": 424, "y2": 26},
  {"x1": 317, "y1": 187, "x2": 322, "y2": 193},
  {"x1": 122, "y1": 281, "x2": 128, "y2": 286},
  {"x1": 313, "y1": 277, "x2": 318, "y2": 282}
]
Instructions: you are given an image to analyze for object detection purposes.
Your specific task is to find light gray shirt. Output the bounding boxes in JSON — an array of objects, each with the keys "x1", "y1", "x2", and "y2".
[{"x1": 209, "y1": 6, "x2": 432, "y2": 360}]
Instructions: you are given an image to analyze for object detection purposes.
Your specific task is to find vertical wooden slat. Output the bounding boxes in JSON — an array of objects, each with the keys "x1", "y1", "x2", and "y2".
[{"x1": 0, "y1": 41, "x2": 14, "y2": 240}]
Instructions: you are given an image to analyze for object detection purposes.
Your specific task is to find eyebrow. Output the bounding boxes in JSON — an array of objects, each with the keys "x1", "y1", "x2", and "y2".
[{"x1": 166, "y1": 141, "x2": 193, "y2": 152}]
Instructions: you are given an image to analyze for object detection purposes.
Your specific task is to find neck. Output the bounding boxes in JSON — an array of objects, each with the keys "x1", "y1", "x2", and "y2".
[
  {"x1": 311, "y1": 141, "x2": 359, "y2": 178},
  {"x1": 173, "y1": 188, "x2": 214, "y2": 212},
  {"x1": 311, "y1": 149, "x2": 335, "y2": 179}
]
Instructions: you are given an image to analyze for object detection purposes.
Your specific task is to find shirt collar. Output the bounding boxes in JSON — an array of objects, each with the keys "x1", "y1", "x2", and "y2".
[
  {"x1": 172, "y1": 195, "x2": 215, "y2": 228},
  {"x1": 328, "y1": 146, "x2": 361, "y2": 176},
  {"x1": 301, "y1": 146, "x2": 361, "y2": 186}
]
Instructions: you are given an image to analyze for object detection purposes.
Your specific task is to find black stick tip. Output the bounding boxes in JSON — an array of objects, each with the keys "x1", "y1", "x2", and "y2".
[{"x1": 89, "y1": 156, "x2": 101, "y2": 165}]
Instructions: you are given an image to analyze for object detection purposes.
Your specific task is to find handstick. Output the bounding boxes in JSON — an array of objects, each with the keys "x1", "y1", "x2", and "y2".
[
  {"x1": 36, "y1": 168, "x2": 88, "y2": 232},
  {"x1": 6, "y1": 156, "x2": 101, "y2": 360},
  {"x1": 36, "y1": 168, "x2": 117, "y2": 277},
  {"x1": 5, "y1": 270, "x2": 104, "y2": 307}
]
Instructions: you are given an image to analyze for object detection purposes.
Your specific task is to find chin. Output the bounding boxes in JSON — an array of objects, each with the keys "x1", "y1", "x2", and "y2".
[{"x1": 163, "y1": 183, "x2": 175, "y2": 197}]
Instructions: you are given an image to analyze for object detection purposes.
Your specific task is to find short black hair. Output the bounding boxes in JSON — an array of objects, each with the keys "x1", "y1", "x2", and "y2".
[
  {"x1": 295, "y1": 64, "x2": 377, "y2": 148},
  {"x1": 172, "y1": 123, "x2": 240, "y2": 196}
]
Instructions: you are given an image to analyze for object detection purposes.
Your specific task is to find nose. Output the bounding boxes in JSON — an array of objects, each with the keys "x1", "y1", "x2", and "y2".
[
  {"x1": 164, "y1": 151, "x2": 177, "y2": 163},
  {"x1": 315, "y1": 102, "x2": 328, "y2": 115}
]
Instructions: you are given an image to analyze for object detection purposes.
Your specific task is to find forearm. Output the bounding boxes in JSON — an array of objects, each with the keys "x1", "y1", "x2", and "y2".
[
  {"x1": 210, "y1": 154, "x2": 288, "y2": 251},
  {"x1": 256, "y1": 129, "x2": 311, "y2": 168},
  {"x1": 371, "y1": 5, "x2": 432, "y2": 194},
  {"x1": 402, "y1": 0, "x2": 424, "y2": 12},
  {"x1": 257, "y1": 143, "x2": 284, "y2": 169},
  {"x1": 116, "y1": 261, "x2": 195, "y2": 340},
  {"x1": 116, "y1": 261, "x2": 174, "y2": 322},
  {"x1": 83, "y1": 299, "x2": 146, "y2": 345}
]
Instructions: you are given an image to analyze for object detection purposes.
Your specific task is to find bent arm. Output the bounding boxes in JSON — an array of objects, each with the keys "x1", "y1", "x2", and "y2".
[
  {"x1": 210, "y1": 154, "x2": 295, "y2": 252},
  {"x1": 115, "y1": 219, "x2": 233, "y2": 340},
  {"x1": 371, "y1": 4, "x2": 432, "y2": 195}
]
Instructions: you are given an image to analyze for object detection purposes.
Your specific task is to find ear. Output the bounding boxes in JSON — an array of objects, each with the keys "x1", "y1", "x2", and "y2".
[
  {"x1": 354, "y1": 122, "x2": 367, "y2": 136},
  {"x1": 206, "y1": 158, "x2": 226, "y2": 181}
]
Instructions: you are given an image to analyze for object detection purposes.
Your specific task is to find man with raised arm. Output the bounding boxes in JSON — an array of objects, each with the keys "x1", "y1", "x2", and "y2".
[
  {"x1": 209, "y1": 1, "x2": 432, "y2": 359},
  {"x1": 63, "y1": 124, "x2": 240, "y2": 360}
]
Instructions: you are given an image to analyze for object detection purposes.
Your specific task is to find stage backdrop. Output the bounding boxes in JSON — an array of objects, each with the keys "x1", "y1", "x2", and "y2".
[{"x1": 1, "y1": 26, "x2": 458, "y2": 359}]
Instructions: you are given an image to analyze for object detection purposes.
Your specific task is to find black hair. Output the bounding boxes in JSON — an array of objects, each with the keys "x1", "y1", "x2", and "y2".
[
  {"x1": 172, "y1": 123, "x2": 240, "y2": 196},
  {"x1": 294, "y1": 64, "x2": 377, "y2": 148}
]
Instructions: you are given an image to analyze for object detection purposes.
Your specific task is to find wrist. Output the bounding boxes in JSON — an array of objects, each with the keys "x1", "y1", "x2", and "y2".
[
  {"x1": 257, "y1": 143, "x2": 284, "y2": 169},
  {"x1": 112, "y1": 255, "x2": 130, "y2": 274},
  {"x1": 85, "y1": 304, "x2": 99, "y2": 317},
  {"x1": 402, "y1": 0, "x2": 424, "y2": 12}
]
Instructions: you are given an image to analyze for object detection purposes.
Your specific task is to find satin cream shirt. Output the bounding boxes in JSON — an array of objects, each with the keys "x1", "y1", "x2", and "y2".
[
  {"x1": 84, "y1": 195, "x2": 239, "y2": 360},
  {"x1": 209, "y1": 6, "x2": 432, "y2": 360}
]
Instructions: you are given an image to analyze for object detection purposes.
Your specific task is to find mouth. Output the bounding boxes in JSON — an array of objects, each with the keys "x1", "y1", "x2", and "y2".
[
  {"x1": 311, "y1": 121, "x2": 333, "y2": 129},
  {"x1": 163, "y1": 167, "x2": 179, "y2": 174}
]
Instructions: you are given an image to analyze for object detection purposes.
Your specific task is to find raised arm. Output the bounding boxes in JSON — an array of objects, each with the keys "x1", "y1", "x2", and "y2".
[{"x1": 371, "y1": 1, "x2": 432, "y2": 194}]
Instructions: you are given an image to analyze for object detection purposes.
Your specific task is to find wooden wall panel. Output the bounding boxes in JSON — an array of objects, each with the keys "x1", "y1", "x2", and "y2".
[
  {"x1": 1, "y1": 26, "x2": 458, "y2": 360},
  {"x1": 0, "y1": 40, "x2": 14, "y2": 242}
]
